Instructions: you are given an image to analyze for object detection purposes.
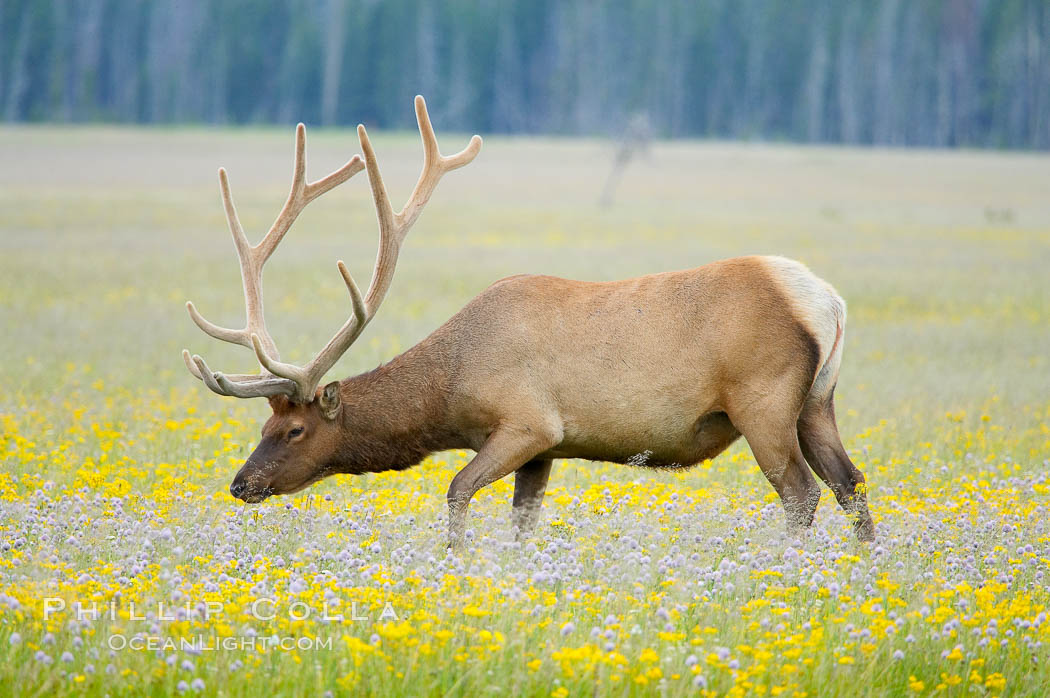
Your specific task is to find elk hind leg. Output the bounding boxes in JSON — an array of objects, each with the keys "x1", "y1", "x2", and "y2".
[
  {"x1": 731, "y1": 406, "x2": 821, "y2": 532},
  {"x1": 797, "y1": 395, "x2": 875, "y2": 541}
]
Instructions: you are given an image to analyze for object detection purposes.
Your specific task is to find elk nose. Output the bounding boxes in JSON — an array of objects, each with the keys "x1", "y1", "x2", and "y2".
[{"x1": 230, "y1": 480, "x2": 247, "y2": 500}]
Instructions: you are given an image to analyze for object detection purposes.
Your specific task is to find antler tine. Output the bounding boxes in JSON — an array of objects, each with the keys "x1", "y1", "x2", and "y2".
[
  {"x1": 190, "y1": 354, "x2": 231, "y2": 396},
  {"x1": 297, "y1": 261, "x2": 370, "y2": 389},
  {"x1": 185, "y1": 301, "x2": 249, "y2": 347},
  {"x1": 182, "y1": 349, "x2": 204, "y2": 380},
  {"x1": 183, "y1": 167, "x2": 255, "y2": 350},
  {"x1": 257, "y1": 124, "x2": 364, "y2": 264},
  {"x1": 355, "y1": 95, "x2": 483, "y2": 314},
  {"x1": 357, "y1": 123, "x2": 397, "y2": 247},
  {"x1": 305, "y1": 153, "x2": 365, "y2": 201},
  {"x1": 254, "y1": 124, "x2": 307, "y2": 265},
  {"x1": 184, "y1": 349, "x2": 298, "y2": 398},
  {"x1": 219, "y1": 167, "x2": 252, "y2": 256},
  {"x1": 212, "y1": 163, "x2": 282, "y2": 360},
  {"x1": 214, "y1": 373, "x2": 298, "y2": 399},
  {"x1": 182, "y1": 349, "x2": 266, "y2": 384},
  {"x1": 247, "y1": 260, "x2": 370, "y2": 402},
  {"x1": 414, "y1": 94, "x2": 483, "y2": 173},
  {"x1": 399, "y1": 95, "x2": 482, "y2": 233},
  {"x1": 337, "y1": 260, "x2": 369, "y2": 326}
]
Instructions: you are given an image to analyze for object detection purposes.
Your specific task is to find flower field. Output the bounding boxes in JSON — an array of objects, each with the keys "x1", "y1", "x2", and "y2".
[{"x1": 1, "y1": 128, "x2": 1048, "y2": 696}]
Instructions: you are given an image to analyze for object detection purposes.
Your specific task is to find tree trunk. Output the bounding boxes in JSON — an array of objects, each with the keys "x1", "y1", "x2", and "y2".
[{"x1": 321, "y1": 0, "x2": 348, "y2": 126}]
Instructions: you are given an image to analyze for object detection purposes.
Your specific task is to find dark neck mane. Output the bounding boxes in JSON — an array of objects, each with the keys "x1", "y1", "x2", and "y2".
[{"x1": 331, "y1": 343, "x2": 457, "y2": 474}]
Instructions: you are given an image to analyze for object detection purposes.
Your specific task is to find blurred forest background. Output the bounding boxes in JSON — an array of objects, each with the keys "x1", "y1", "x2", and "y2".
[{"x1": 1, "y1": 0, "x2": 1048, "y2": 148}]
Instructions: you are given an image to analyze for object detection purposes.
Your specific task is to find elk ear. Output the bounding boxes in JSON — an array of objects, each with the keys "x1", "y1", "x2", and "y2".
[{"x1": 318, "y1": 382, "x2": 342, "y2": 421}]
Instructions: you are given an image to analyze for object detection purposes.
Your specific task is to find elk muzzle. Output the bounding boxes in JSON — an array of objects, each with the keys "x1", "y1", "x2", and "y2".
[
  {"x1": 228, "y1": 431, "x2": 327, "y2": 503},
  {"x1": 228, "y1": 434, "x2": 287, "y2": 503},
  {"x1": 229, "y1": 462, "x2": 275, "y2": 503}
]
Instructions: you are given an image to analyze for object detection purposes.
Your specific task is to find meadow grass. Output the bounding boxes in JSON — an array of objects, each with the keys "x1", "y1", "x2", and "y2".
[{"x1": 0, "y1": 126, "x2": 1049, "y2": 696}]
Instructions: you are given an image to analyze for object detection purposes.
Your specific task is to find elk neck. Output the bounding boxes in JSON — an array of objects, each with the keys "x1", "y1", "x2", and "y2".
[{"x1": 329, "y1": 340, "x2": 459, "y2": 475}]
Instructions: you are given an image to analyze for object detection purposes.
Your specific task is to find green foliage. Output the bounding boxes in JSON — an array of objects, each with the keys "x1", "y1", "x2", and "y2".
[{"x1": 0, "y1": 0, "x2": 1048, "y2": 147}]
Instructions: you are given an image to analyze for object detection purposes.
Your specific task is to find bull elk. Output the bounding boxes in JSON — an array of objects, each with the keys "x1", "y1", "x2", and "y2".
[{"x1": 183, "y1": 96, "x2": 875, "y2": 545}]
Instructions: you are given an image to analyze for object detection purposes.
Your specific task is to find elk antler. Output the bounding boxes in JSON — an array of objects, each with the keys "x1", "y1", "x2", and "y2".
[
  {"x1": 184, "y1": 97, "x2": 482, "y2": 403},
  {"x1": 183, "y1": 122, "x2": 364, "y2": 401}
]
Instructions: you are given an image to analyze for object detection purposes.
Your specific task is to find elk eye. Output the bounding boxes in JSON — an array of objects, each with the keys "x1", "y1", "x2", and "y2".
[{"x1": 288, "y1": 426, "x2": 304, "y2": 438}]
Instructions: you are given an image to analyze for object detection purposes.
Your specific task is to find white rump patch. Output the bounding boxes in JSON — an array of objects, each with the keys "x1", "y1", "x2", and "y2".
[{"x1": 760, "y1": 256, "x2": 846, "y2": 401}]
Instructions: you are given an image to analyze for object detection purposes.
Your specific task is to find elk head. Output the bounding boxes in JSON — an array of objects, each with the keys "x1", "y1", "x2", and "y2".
[{"x1": 182, "y1": 96, "x2": 481, "y2": 503}]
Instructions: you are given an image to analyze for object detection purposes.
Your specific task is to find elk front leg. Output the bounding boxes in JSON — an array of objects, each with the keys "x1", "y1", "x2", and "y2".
[
  {"x1": 512, "y1": 459, "x2": 553, "y2": 540},
  {"x1": 447, "y1": 426, "x2": 558, "y2": 549}
]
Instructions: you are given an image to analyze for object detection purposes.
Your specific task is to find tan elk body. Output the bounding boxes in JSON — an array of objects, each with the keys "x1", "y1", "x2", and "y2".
[{"x1": 184, "y1": 96, "x2": 875, "y2": 544}]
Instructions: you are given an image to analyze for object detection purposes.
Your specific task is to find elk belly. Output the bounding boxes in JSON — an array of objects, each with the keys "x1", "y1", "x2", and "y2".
[{"x1": 551, "y1": 401, "x2": 737, "y2": 468}]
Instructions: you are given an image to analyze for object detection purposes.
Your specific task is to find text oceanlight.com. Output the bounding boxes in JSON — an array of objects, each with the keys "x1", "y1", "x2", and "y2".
[{"x1": 107, "y1": 634, "x2": 334, "y2": 652}]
